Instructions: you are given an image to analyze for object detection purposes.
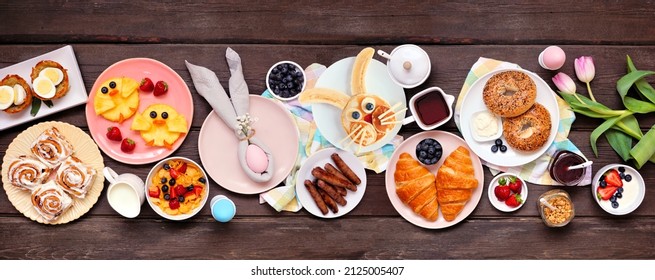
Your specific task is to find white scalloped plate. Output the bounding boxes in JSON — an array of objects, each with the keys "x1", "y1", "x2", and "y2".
[{"x1": 1, "y1": 121, "x2": 105, "y2": 224}]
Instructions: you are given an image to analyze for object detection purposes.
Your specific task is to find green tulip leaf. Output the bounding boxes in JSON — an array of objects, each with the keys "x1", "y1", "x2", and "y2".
[
  {"x1": 622, "y1": 96, "x2": 655, "y2": 113},
  {"x1": 590, "y1": 113, "x2": 631, "y2": 156},
  {"x1": 617, "y1": 70, "x2": 655, "y2": 99},
  {"x1": 630, "y1": 125, "x2": 655, "y2": 169},
  {"x1": 606, "y1": 129, "x2": 633, "y2": 161},
  {"x1": 614, "y1": 114, "x2": 643, "y2": 139},
  {"x1": 627, "y1": 55, "x2": 655, "y2": 104}
]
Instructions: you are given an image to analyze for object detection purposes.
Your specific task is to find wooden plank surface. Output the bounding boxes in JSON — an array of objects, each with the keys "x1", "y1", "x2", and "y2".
[{"x1": 2, "y1": 1, "x2": 655, "y2": 260}]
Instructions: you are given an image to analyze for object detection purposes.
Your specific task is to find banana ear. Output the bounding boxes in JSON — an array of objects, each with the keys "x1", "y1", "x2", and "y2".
[
  {"x1": 350, "y1": 47, "x2": 375, "y2": 96},
  {"x1": 298, "y1": 88, "x2": 350, "y2": 109}
]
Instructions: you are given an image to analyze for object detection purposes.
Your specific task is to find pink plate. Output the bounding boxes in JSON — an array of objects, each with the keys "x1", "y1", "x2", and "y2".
[
  {"x1": 85, "y1": 58, "x2": 193, "y2": 165},
  {"x1": 198, "y1": 95, "x2": 299, "y2": 194},
  {"x1": 385, "y1": 131, "x2": 484, "y2": 229}
]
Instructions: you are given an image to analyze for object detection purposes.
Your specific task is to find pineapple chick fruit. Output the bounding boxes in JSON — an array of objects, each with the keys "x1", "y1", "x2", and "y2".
[
  {"x1": 93, "y1": 77, "x2": 140, "y2": 123},
  {"x1": 131, "y1": 104, "x2": 188, "y2": 149}
]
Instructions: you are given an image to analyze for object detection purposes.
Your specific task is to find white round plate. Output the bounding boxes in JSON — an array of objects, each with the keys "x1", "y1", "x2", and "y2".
[
  {"x1": 385, "y1": 131, "x2": 484, "y2": 229},
  {"x1": 487, "y1": 173, "x2": 528, "y2": 212},
  {"x1": 312, "y1": 56, "x2": 406, "y2": 154},
  {"x1": 459, "y1": 68, "x2": 560, "y2": 167},
  {"x1": 592, "y1": 164, "x2": 645, "y2": 215},
  {"x1": 198, "y1": 95, "x2": 299, "y2": 195},
  {"x1": 296, "y1": 148, "x2": 367, "y2": 218}
]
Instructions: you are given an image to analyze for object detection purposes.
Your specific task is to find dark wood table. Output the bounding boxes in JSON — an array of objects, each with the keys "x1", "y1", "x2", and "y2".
[{"x1": 1, "y1": 1, "x2": 654, "y2": 259}]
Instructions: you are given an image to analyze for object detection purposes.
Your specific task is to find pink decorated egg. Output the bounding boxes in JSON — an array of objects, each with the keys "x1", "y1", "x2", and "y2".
[
  {"x1": 246, "y1": 144, "x2": 268, "y2": 173},
  {"x1": 539, "y1": 46, "x2": 566, "y2": 70}
]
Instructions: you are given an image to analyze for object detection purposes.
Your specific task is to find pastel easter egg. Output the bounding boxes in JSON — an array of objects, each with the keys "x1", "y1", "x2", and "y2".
[
  {"x1": 246, "y1": 144, "x2": 268, "y2": 173},
  {"x1": 539, "y1": 46, "x2": 566, "y2": 70}
]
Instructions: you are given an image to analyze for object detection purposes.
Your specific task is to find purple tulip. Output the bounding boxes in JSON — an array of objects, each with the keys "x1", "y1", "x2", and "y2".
[
  {"x1": 552, "y1": 72, "x2": 577, "y2": 94},
  {"x1": 574, "y1": 56, "x2": 596, "y2": 101}
]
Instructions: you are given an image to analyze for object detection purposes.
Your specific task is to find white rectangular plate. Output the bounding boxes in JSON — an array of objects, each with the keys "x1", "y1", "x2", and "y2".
[{"x1": 0, "y1": 45, "x2": 88, "y2": 131}]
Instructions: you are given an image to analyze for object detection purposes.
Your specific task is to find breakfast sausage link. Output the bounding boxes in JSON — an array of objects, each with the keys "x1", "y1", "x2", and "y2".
[
  {"x1": 311, "y1": 167, "x2": 356, "y2": 191},
  {"x1": 331, "y1": 153, "x2": 362, "y2": 185},
  {"x1": 304, "y1": 180, "x2": 328, "y2": 215},
  {"x1": 324, "y1": 163, "x2": 350, "y2": 195},
  {"x1": 316, "y1": 179, "x2": 347, "y2": 206},
  {"x1": 318, "y1": 188, "x2": 339, "y2": 214}
]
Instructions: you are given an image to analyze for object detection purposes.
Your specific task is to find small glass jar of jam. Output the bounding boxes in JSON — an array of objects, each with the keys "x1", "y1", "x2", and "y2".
[{"x1": 548, "y1": 150, "x2": 587, "y2": 186}]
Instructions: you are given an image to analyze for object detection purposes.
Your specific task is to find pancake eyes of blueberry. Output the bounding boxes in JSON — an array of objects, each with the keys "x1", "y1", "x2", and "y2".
[
  {"x1": 161, "y1": 112, "x2": 169, "y2": 119},
  {"x1": 351, "y1": 111, "x2": 361, "y2": 119},
  {"x1": 361, "y1": 97, "x2": 376, "y2": 113},
  {"x1": 365, "y1": 103, "x2": 374, "y2": 111},
  {"x1": 101, "y1": 87, "x2": 108, "y2": 94},
  {"x1": 109, "y1": 81, "x2": 116, "y2": 89},
  {"x1": 149, "y1": 111, "x2": 157, "y2": 118}
]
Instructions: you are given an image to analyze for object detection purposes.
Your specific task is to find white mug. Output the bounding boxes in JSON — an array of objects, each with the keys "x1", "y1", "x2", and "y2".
[
  {"x1": 402, "y1": 87, "x2": 455, "y2": 130},
  {"x1": 211, "y1": 195, "x2": 236, "y2": 223},
  {"x1": 104, "y1": 167, "x2": 145, "y2": 218}
]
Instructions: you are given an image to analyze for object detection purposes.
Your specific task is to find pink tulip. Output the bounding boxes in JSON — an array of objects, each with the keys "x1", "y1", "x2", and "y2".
[
  {"x1": 574, "y1": 56, "x2": 596, "y2": 101},
  {"x1": 552, "y1": 72, "x2": 576, "y2": 94},
  {"x1": 574, "y1": 56, "x2": 595, "y2": 83}
]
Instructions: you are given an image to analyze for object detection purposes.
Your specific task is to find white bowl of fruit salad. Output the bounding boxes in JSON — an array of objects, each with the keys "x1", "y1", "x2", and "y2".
[
  {"x1": 145, "y1": 157, "x2": 209, "y2": 220},
  {"x1": 592, "y1": 164, "x2": 645, "y2": 215}
]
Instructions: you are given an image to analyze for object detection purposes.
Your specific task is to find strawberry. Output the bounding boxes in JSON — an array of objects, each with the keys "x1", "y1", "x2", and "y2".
[
  {"x1": 603, "y1": 169, "x2": 623, "y2": 188},
  {"x1": 193, "y1": 185, "x2": 203, "y2": 196},
  {"x1": 120, "y1": 138, "x2": 136, "y2": 153},
  {"x1": 106, "y1": 126, "x2": 122, "y2": 141},
  {"x1": 148, "y1": 185, "x2": 160, "y2": 198},
  {"x1": 169, "y1": 168, "x2": 180, "y2": 179},
  {"x1": 505, "y1": 194, "x2": 523, "y2": 208},
  {"x1": 139, "y1": 77, "x2": 154, "y2": 92},
  {"x1": 169, "y1": 199, "x2": 180, "y2": 210},
  {"x1": 174, "y1": 185, "x2": 187, "y2": 196},
  {"x1": 177, "y1": 162, "x2": 187, "y2": 173},
  {"x1": 597, "y1": 186, "x2": 619, "y2": 200},
  {"x1": 153, "y1": 81, "x2": 168, "y2": 96},
  {"x1": 494, "y1": 185, "x2": 511, "y2": 201},
  {"x1": 508, "y1": 176, "x2": 522, "y2": 194}
]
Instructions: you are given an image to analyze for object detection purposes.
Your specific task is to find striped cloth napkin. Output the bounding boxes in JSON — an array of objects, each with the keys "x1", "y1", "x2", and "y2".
[
  {"x1": 454, "y1": 57, "x2": 592, "y2": 186},
  {"x1": 259, "y1": 63, "x2": 403, "y2": 212}
]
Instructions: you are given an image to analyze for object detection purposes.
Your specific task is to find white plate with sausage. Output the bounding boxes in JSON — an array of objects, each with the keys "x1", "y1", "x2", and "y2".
[{"x1": 296, "y1": 148, "x2": 367, "y2": 218}]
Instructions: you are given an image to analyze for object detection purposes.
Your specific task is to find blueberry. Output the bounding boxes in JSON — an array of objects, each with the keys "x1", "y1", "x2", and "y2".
[
  {"x1": 500, "y1": 145, "x2": 508, "y2": 153},
  {"x1": 272, "y1": 68, "x2": 279, "y2": 74},
  {"x1": 618, "y1": 166, "x2": 625, "y2": 173},
  {"x1": 199, "y1": 177, "x2": 206, "y2": 184},
  {"x1": 160, "y1": 177, "x2": 167, "y2": 184},
  {"x1": 495, "y1": 139, "x2": 503, "y2": 146},
  {"x1": 295, "y1": 71, "x2": 303, "y2": 77},
  {"x1": 422, "y1": 143, "x2": 429, "y2": 151},
  {"x1": 281, "y1": 67, "x2": 288, "y2": 74},
  {"x1": 187, "y1": 186, "x2": 195, "y2": 192},
  {"x1": 352, "y1": 111, "x2": 361, "y2": 119},
  {"x1": 610, "y1": 196, "x2": 617, "y2": 202},
  {"x1": 277, "y1": 64, "x2": 284, "y2": 70},
  {"x1": 169, "y1": 178, "x2": 176, "y2": 186},
  {"x1": 282, "y1": 90, "x2": 290, "y2": 97},
  {"x1": 616, "y1": 192, "x2": 623, "y2": 199},
  {"x1": 161, "y1": 112, "x2": 168, "y2": 119},
  {"x1": 178, "y1": 196, "x2": 185, "y2": 202},
  {"x1": 430, "y1": 157, "x2": 437, "y2": 164},
  {"x1": 149, "y1": 111, "x2": 157, "y2": 119},
  {"x1": 287, "y1": 82, "x2": 294, "y2": 89},
  {"x1": 279, "y1": 83, "x2": 287, "y2": 89},
  {"x1": 617, "y1": 187, "x2": 624, "y2": 193},
  {"x1": 491, "y1": 145, "x2": 498, "y2": 153},
  {"x1": 612, "y1": 201, "x2": 619, "y2": 209},
  {"x1": 273, "y1": 88, "x2": 280, "y2": 94},
  {"x1": 164, "y1": 194, "x2": 170, "y2": 200},
  {"x1": 109, "y1": 81, "x2": 116, "y2": 89},
  {"x1": 365, "y1": 103, "x2": 374, "y2": 111},
  {"x1": 275, "y1": 73, "x2": 283, "y2": 80},
  {"x1": 161, "y1": 185, "x2": 169, "y2": 193},
  {"x1": 620, "y1": 172, "x2": 625, "y2": 179},
  {"x1": 163, "y1": 163, "x2": 170, "y2": 170},
  {"x1": 101, "y1": 87, "x2": 108, "y2": 94},
  {"x1": 419, "y1": 151, "x2": 427, "y2": 158},
  {"x1": 599, "y1": 180, "x2": 607, "y2": 188},
  {"x1": 428, "y1": 147, "x2": 435, "y2": 155},
  {"x1": 624, "y1": 174, "x2": 632, "y2": 182}
]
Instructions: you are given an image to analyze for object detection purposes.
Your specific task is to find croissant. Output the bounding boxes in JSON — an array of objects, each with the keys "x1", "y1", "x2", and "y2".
[
  {"x1": 436, "y1": 146, "x2": 478, "y2": 222},
  {"x1": 394, "y1": 153, "x2": 439, "y2": 221}
]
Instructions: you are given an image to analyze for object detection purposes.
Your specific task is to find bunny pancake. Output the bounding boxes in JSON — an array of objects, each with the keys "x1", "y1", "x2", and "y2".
[
  {"x1": 7, "y1": 155, "x2": 52, "y2": 191},
  {"x1": 483, "y1": 70, "x2": 536, "y2": 117},
  {"x1": 30, "y1": 60, "x2": 69, "y2": 100},
  {"x1": 0, "y1": 74, "x2": 33, "y2": 114},
  {"x1": 93, "y1": 77, "x2": 140, "y2": 123}
]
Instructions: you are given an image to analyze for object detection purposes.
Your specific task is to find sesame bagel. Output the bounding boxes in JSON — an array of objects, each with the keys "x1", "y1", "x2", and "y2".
[
  {"x1": 1, "y1": 74, "x2": 33, "y2": 114},
  {"x1": 502, "y1": 103, "x2": 551, "y2": 152},
  {"x1": 483, "y1": 70, "x2": 536, "y2": 117},
  {"x1": 30, "y1": 60, "x2": 69, "y2": 100}
]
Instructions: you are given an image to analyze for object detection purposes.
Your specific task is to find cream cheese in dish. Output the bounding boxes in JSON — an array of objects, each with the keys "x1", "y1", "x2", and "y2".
[{"x1": 470, "y1": 110, "x2": 502, "y2": 142}]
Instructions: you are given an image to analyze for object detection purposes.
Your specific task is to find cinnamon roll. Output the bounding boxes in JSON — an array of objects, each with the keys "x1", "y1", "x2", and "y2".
[
  {"x1": 7, "y1": 155, "x2": 52, "y2": 191},
  {"x1": 31, "y1": 127, "x2": 73, "y2": 168},
  {"x1": 56, "y1": 156, "x2": 96, "y2": 199},
  {"x1": 31, "y1": 181, "x2": 73, "y2": 222}
]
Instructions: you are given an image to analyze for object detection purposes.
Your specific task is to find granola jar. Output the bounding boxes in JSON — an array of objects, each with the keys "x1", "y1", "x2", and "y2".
[{"x1": 538, "y1": 189, "x2": 575, "y2": 227}]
